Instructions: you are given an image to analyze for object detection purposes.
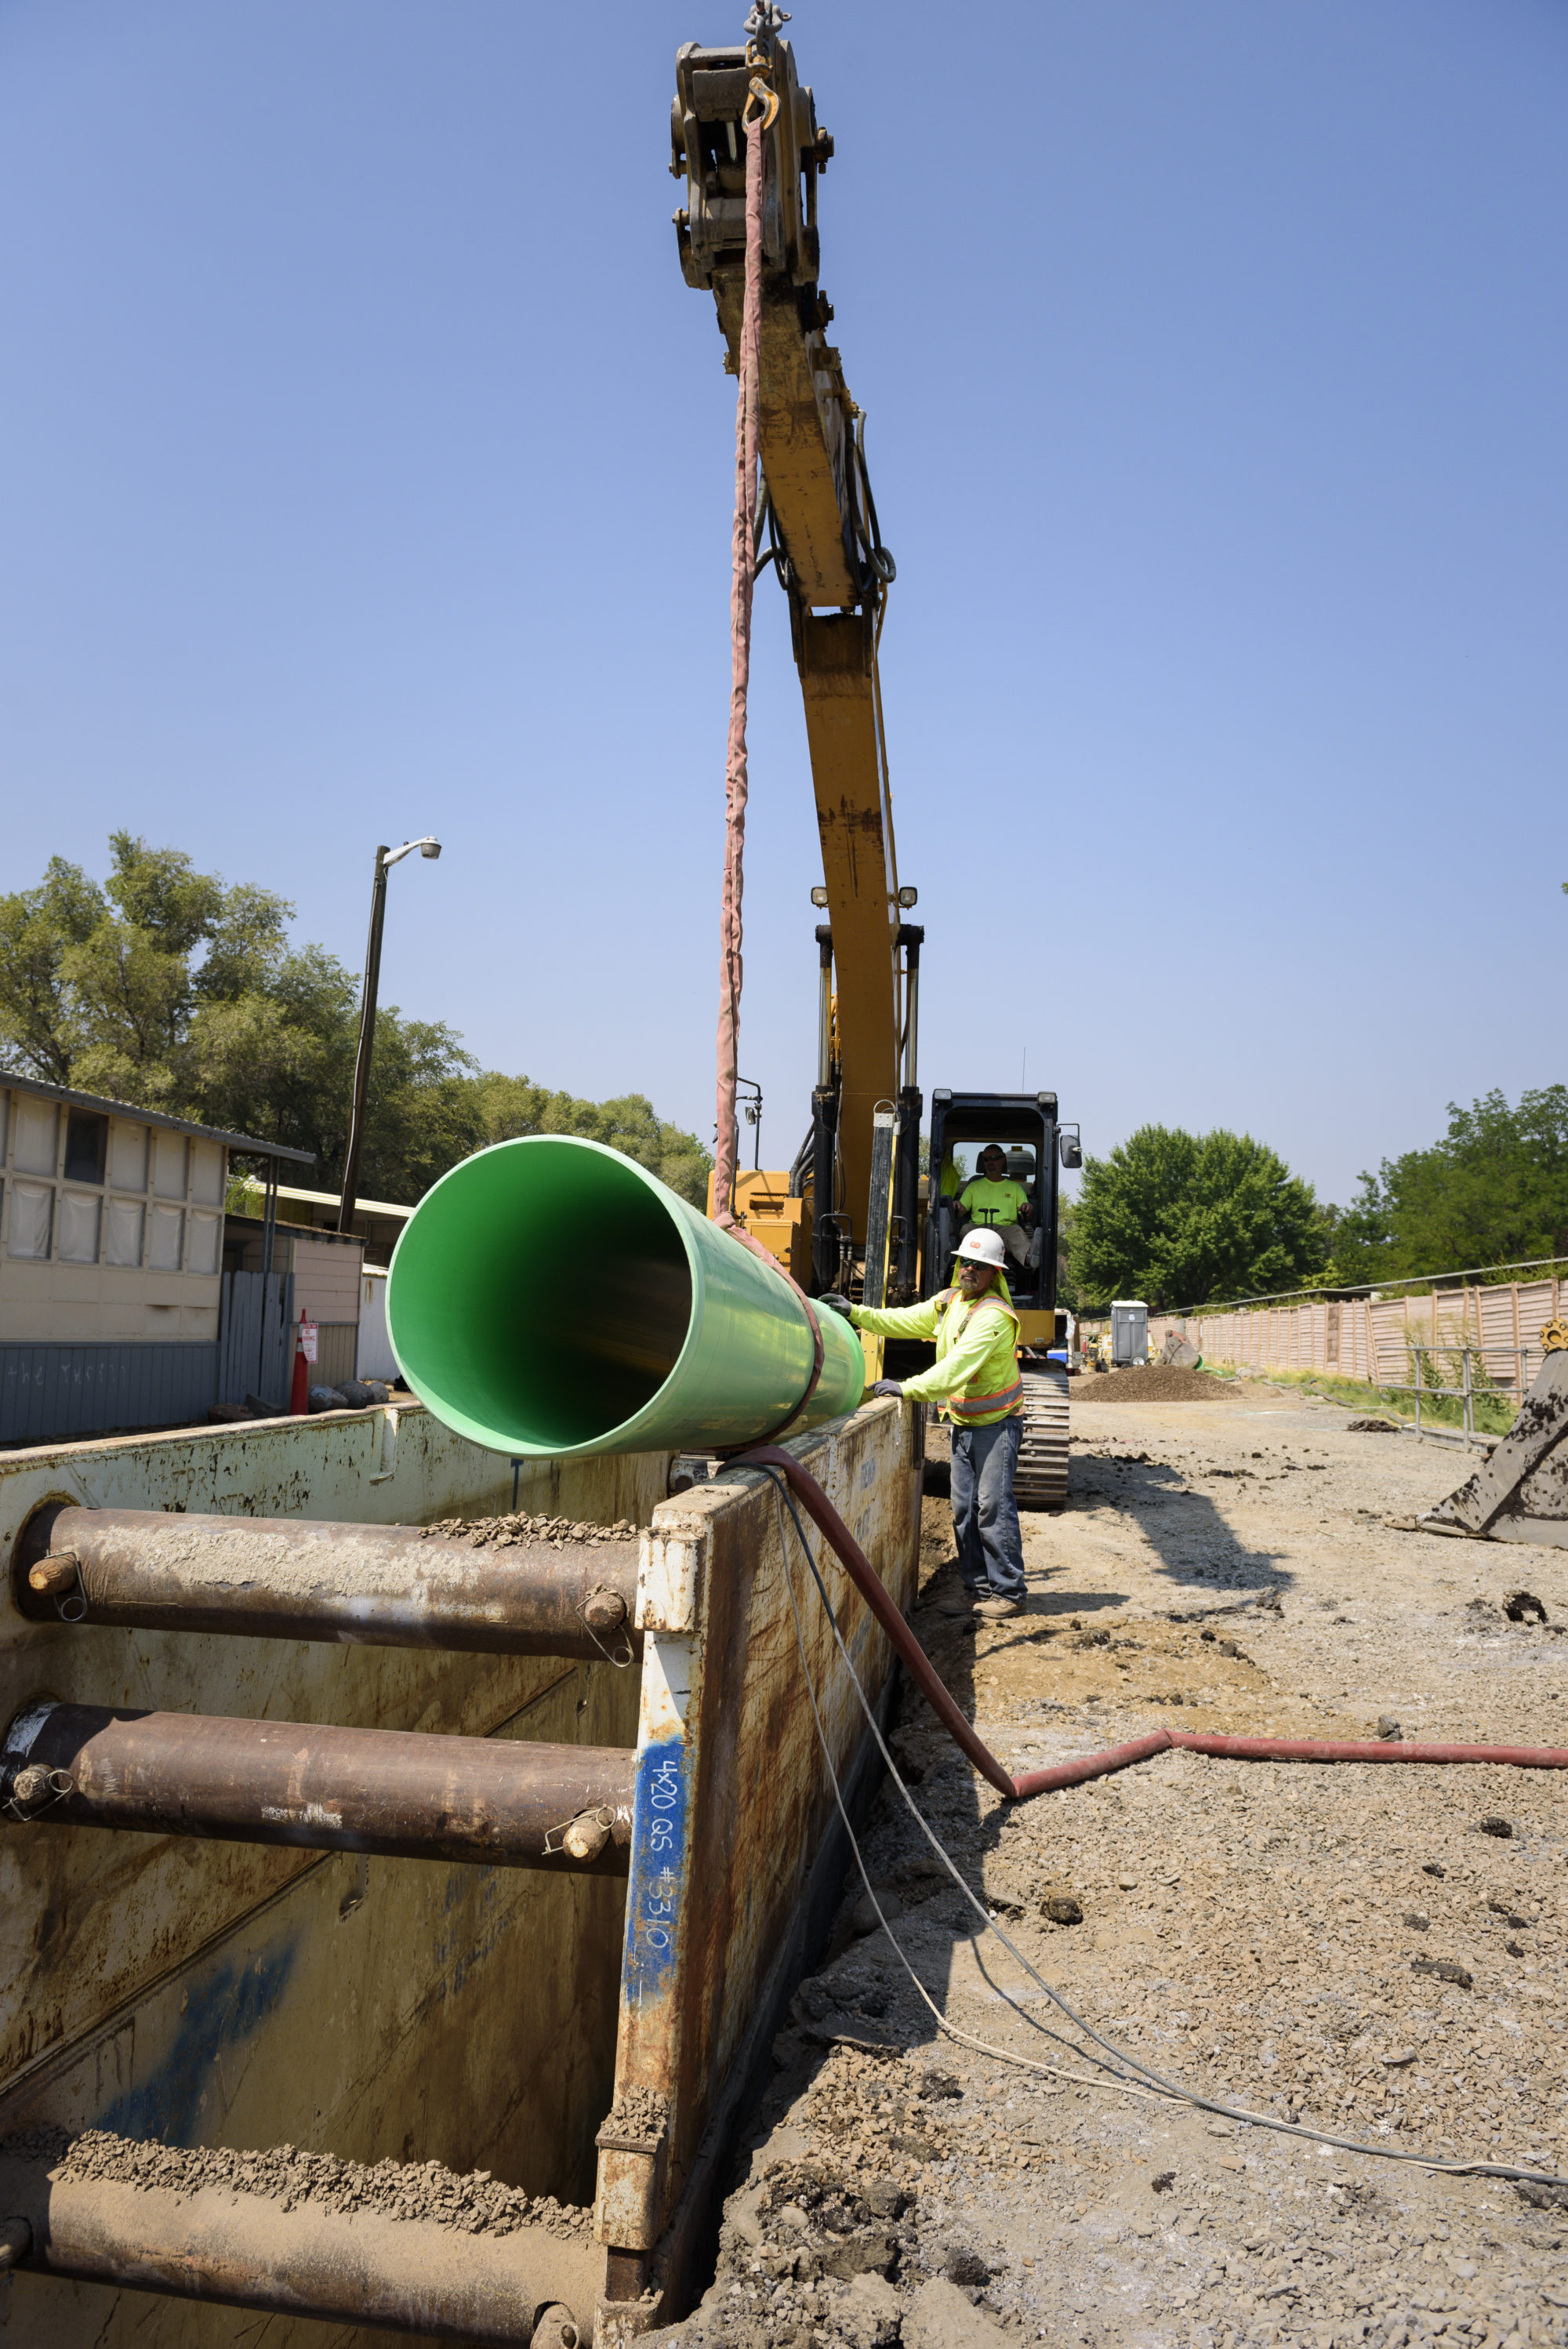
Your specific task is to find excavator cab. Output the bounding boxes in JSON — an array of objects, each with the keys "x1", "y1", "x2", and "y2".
[
  {"x1": 925, "y1": 1091, "x2": 1076, "y2": 1349},
  {"x1": 909, "y1": 1090, "x2": 1080, "y2": 1509}
]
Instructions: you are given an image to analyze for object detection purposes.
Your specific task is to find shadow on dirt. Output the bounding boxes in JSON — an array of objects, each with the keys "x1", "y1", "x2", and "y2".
[{"x1": 1066, "y1": 1447, "x2": 1291, "y2": 1603}]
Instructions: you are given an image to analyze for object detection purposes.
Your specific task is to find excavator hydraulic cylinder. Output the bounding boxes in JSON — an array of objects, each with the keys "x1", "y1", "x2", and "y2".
[{"x1": 385, "y1": 1135, "x2": 863, "y2": 1458}]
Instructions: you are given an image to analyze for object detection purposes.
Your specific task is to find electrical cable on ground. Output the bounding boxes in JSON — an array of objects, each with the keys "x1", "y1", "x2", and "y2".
[{"x1": 751, "y1": 1463, "x2": 1568, "y2": 2191}]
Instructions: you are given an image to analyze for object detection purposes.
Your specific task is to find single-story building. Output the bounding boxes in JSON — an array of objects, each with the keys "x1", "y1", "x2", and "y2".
[{"x1": 0, "y1": 1075, "x2": 314, "y2": 1446}]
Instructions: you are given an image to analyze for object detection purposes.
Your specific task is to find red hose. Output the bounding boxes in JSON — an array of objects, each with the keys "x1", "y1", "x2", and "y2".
[
  {"x1": 739, "y1": 1448, "x2": 1568, "y2": 1801},
  {"x1": 1169, "y1": 1730, "x2": 1568, "y2": 1770},
  {"x1": 739, "y1": 1443, "x2": 1018, "y2": 1798}
]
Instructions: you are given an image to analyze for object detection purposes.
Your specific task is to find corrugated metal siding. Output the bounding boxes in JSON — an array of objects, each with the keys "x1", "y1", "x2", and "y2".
[
  {"x1": 216, "y1": 1271, "x2": 294, "y2": 1410},
  {"x1": 0, "y1": 1342, "x2": 218, "y2": 1444}
]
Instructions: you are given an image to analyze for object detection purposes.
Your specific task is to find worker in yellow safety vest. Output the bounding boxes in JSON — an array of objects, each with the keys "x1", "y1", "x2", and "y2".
[
  {"x1": 955, "y1": 1143, "x2": 1040, "y2": 1270},
  {"x1": 820, "y1": 1227, "x2": 1026, "y2": 1620}
]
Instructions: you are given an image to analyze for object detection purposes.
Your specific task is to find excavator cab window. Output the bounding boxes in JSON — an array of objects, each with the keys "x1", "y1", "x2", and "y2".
[{"x1": 923, "y1": 1096, "x2": 1064, "y2": 1327}]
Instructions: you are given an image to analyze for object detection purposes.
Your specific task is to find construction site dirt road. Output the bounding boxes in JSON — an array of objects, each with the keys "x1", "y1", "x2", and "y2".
[{"x1": 649, "y1": 1385, "x2": 1568, "y2": 2349}]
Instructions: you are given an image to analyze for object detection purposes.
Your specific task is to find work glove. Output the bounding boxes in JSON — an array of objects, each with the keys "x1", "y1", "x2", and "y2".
[
  {"x1": 817, "y1": 1294, "x2": 855, "y2": 1319},
  {"x1": 871, "y1": 1378, "x2": 904, "y2": 1400}
]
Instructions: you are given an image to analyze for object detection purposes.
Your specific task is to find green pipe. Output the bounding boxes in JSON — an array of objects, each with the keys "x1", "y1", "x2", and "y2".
[{"x1": 385, "y1": 1136, "x2": 864, "y2": 1458}]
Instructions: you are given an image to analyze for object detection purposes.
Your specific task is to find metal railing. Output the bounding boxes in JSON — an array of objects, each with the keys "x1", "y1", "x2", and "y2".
[{"x1": 1377, "y1": 1345, "x2": 1545, "y2": 1451}]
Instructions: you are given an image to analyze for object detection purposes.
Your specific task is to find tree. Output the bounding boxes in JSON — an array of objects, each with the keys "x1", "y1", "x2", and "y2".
[
  {"x1": 0, "y1": 856, "x2": 106, "y2": 1085},
  {"x1": 0, "y1": 836, "x2": 712, "y2": 1211},
  {"x1": 475, "y1": 1073, "x2": 711, "y2": 1207},
  {"x1": 1071, "y1": 1125, "x2": 1327, "y2": 1312},
  {"x1": 1327, "y1": 1087, "x2": 1568, "y2": 1285}
]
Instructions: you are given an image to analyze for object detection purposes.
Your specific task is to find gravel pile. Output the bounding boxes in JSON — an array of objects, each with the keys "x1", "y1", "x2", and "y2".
[
  {"x1": 1078, "y1": 1367, "x2": 1245, "y2": 1404},
  {"x1": 639, "y1": 1389, "x2": 1568, "y2": 2348},
  {"x1": 419, "y1": 1511, "x2": 637, "y2": 1548},
  {"x1": 603, "y1": 2086, "x2": 672, "y2": 2140},
  {"x1": 1, "y1": 2126, "x2": 590, "y2": 2238}
]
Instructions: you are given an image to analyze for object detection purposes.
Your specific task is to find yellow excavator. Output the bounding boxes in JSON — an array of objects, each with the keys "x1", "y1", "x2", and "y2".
[{"x1": 674, "y1": 33, "x2": 1075, "y2": 1505}]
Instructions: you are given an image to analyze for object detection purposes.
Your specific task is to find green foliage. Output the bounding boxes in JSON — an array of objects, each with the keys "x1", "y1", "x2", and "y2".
[
  {"x1": 1326, "y1": 1087, "x2": 1568, "y2": 1285},
  {"x1": 0, "y1": 857, "x2": 107, "y2": 1084},
  {"x1": 0, "y1": 836, "x2": 712, "y2": 1211},
  {"x1": 1071, "y1": 1125, "x2": 1327, "y2": 1312},
  {"x1": 475, "y1": 1074, "x2": 712, "y2": 1207}
]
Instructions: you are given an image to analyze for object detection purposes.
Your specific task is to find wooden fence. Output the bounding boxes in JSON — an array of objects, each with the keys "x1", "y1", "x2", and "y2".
[{"x1": 1151, "y1": 1272, "x2": 1566, "y2": 1396}]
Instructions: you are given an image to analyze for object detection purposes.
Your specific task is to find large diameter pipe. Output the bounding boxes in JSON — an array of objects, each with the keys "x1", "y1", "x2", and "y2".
[
  {"x1": 14, "y1": 1503, "x2": 638, "y2": 1660},
  {"x1": 2, "y1": 1701, "x2": 634, "y2": 1872},
  {"x1": 385, "y1": 1135, "x2": 864, "y2": 1459},
  {"x1": 0, "y1": 2147, "x2": 597, "y2": 2344}
]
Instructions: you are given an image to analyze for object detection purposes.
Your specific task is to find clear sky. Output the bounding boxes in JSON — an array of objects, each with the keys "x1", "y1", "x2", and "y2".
[{"x1": 2, "y1": 1, "x2": 1563, "y2": 1207}]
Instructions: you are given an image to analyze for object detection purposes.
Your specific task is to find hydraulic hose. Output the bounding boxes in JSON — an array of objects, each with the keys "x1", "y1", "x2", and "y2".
[{"x1": 732, "y1": 1443, "x2": 1568, "y2": 1797}]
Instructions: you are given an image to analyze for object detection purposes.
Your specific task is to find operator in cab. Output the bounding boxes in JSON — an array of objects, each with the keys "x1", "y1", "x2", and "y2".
[
  {"x1": 820, "y1": 1228, "x2": 1026, "y2": 1621},
  {"x1": 956, "y1": 1143, "x2": 1039, "y2": 1270}
]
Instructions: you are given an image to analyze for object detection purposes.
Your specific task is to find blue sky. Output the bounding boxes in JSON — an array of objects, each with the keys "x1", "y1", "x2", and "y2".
[{"x1": 2, "y1": 1, "x2": 1563, "y2": 1205}]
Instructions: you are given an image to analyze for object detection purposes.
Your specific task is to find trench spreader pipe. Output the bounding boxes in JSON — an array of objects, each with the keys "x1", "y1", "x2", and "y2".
[
  {"x1": 0, "y1": 2142, "x2": 596, "y2": 2345},
  {"x1": 2, "y1": 1701, "x2": 634, "y2": 1872},
  {"x1": 385, "y1": 1135, "x2": 863, "y2": 1458},
  {"x1": 14, "y1": 1502, "x2": 638, "y2": 1660}
]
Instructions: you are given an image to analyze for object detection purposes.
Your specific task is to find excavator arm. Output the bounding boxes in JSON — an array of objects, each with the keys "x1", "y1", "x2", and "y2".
[{"x1": 673, "y1": 38, "x2": 921, "y2": 1302}]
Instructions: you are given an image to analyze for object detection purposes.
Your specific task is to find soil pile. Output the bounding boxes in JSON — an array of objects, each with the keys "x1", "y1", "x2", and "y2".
[{"x1": 1076, "y1": 1365, "x2": 1242, "y2": 1403}]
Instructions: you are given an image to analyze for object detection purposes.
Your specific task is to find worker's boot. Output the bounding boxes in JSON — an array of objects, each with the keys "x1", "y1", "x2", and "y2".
[
  {"x1": 936, "y1": 1586, "x2": 982, "y2": 1616},
  {"x1": 975, "y1": 1595, "x2": 1024, "y2": 1620}
]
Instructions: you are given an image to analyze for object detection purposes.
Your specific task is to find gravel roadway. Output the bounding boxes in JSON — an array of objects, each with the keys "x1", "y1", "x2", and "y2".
[{"x1": 644, "y1": 1381, "x2": 1568, "y2": 2349}]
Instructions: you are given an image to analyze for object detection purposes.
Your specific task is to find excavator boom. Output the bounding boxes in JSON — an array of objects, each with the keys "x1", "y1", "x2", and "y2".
[{"x1": 673, "y1": 40, "x2": 916, "y2": 1293}]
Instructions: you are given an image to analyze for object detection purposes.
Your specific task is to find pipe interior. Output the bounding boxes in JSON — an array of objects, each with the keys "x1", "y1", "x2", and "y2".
[{"x1": 390, "y1": 1139, "x2": 694, "y2": 1450}]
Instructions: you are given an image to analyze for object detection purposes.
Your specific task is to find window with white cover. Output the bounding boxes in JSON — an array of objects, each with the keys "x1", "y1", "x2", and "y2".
[
  {"x1": 186, "y1": 1211, "x2": 220, "y2": 1274},
  {"x1": 152, "y1": 1130, "x2": 187, "y2": 1200},
  {"x1": 148, "y1": 1203, "x2": 184, "y2": 1270},
  {"x1": 58, "y1": 1191, "x2": 102, "y2": 1264},
  {"x1": 191, "y1": 1140, "x2": 224, "y2": 1206},
  {"x1": 109, "y1": 1121, "x2": 148, "y2": 1189},
  {"x1": 8, "y1": 1180, "x2": 54, "y2": 1258},
  {"x1": 105, "y1": 1196, "x2": 145, "y2": 1267},
  {"x1": 13, "y1": 1098, "x2": 59, "y2": 1177}
]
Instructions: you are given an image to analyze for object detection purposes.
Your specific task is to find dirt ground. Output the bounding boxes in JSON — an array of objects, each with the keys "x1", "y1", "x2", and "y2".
[{"x1": 648, "y1": 1383, "x2": 1568, "y2": 2349}]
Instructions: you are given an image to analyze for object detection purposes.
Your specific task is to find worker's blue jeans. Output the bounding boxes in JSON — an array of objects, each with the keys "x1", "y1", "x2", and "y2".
[{"x1": 950, "y1": 1416, "x2": 1025, "y2": 1601}]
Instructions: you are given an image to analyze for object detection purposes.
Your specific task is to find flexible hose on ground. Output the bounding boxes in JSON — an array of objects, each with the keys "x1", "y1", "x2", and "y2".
[
  {"x1": 750, "y1": 1461, "x2": 1568, "y2": 2190},
  {"x1": 733, "y1": 1444, "x2": 1568, "y2": 1799}
]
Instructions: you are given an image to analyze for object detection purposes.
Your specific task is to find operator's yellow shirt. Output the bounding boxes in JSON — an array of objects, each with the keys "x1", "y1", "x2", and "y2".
[{"x1": 957, "y1": 1176, "x2": 1029, "y2": 1226}]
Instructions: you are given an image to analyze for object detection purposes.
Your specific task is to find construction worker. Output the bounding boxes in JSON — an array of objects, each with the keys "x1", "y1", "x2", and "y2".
[
  {"x1": 956, "y1": 1143, "x2": 1039, "y2": 1269},
  {"x1": 821, "y1": 1227, "x2": 1026, "y2": 1620}
]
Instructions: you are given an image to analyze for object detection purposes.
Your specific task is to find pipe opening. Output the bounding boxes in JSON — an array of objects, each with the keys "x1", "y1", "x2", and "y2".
[{"x1": 389, "y1": 1138, "x2": 695, "y2": 1453}]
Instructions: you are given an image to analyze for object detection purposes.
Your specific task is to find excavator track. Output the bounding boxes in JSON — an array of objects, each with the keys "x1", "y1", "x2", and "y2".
[{"x1": 1014, "y1": 1364, "x2": 1070, "y2": 1511}]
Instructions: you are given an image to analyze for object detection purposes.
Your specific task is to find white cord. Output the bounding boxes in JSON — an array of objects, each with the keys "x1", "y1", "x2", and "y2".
[{"x1": 755, "y1": 1467, "x2": 1568, "y2": 2189}]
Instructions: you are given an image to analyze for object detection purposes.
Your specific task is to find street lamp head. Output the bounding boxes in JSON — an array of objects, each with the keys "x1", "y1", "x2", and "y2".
[{"x1": 383, "y1": 835, "x2": 442, "y2": 869}]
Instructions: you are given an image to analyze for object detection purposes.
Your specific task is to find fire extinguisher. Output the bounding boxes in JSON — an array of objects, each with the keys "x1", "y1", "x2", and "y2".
[{"x1": 291, "y1": 1309, "x2": 318, "y2": 1414}]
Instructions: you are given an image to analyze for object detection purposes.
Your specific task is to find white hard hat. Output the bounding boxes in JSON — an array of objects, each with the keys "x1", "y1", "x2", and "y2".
[{"x1": 954, "y1": 1227, "x2": 1007, "y2": 1268}]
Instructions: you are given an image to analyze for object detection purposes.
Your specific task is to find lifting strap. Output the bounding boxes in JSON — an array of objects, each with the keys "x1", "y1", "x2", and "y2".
[{"x1": 711, "y1": 44, "x2": 825, "y2": 1439}]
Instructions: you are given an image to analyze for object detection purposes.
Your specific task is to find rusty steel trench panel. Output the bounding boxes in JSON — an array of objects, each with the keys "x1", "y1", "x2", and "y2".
[
  {"x1": 1, "y1": 1398, "x2": 920, "y2": 2347},
  {"x1": 596, "y1": 1396, "x2": 922, "y2": 2333},
  {"x1": 0, "y1": 1405, "x2": 666, "y2": 2349}
]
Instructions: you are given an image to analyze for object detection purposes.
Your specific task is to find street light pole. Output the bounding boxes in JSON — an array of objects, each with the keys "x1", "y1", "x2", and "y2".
[{"x1": 337, "y1": 837, "x2": 441, "y2": 1236}]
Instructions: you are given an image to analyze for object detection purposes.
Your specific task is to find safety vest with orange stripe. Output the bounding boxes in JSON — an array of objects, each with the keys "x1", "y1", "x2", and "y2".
[{"x1": 929, "y1": 1286, "x2": 1023, "y2": 1425}]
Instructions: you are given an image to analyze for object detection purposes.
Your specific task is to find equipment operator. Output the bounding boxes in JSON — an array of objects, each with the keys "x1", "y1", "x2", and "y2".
[
  {"x1": 956, "y1": 1143, "x2": 1039, "y2": 1269},
  {"x1": 820, "y1": 1227, "x2": 1025, "y2": 1620}
]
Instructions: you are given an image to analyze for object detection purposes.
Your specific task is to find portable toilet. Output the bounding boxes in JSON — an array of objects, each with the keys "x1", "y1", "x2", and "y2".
[{"x1": 1110, "y1": 1299, "x2": 1149, "y2": 1367}]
